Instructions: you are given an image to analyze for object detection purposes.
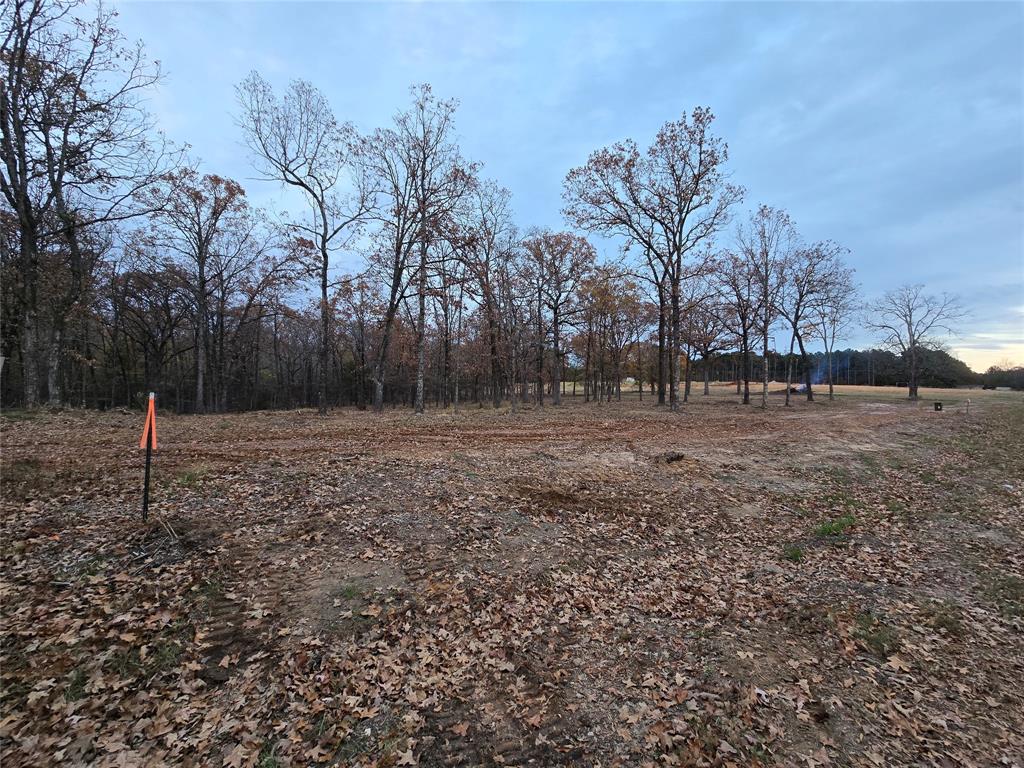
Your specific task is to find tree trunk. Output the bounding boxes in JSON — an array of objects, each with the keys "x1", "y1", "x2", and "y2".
[
  {"x1": 656, "y1": 289, "x2": 667, "y2": 405},
  {"x1": 46, "y1": 328, "x2": 62, "y2": 407},
  {"x1": 637, "y1": 343, "x2": 644, "y2": 403},
  {"x1": 414, "y1": 244, "x2": 428, "y2": 415},
  {"x1": 318, "y1": 252, "x2": 330, "y2": 415},
  {"x1": 371, "y1": 274, "x2": 404, "y2": 414},
  {"x1": 356, "y1": 331, "x2": 367, "y2": 411},
  {"x1": 682, "y1": 346, "x2": 691, "y2": 403},
  {"x1": 828, "y1": 347, "x2": 836, "y2": 400},
  {"x1": 372, "y1": 363, "x2": 385, "y2": 412},
  {"x1": 509, "y1": 331, "x2": 519, "y2": 414},
  {"x1": 741, "y1": 333, "x2": 751, "y2": 404},
  {"x1": 21, "y1": 312, "x2": 40, "y2": 407},
  {"x1": 17, "y1": 208, "x2": 41, "y2": 407},
  {"x1": 453, "y1": 294, "x2": 463, "y2": 413},
  {"x1": 907, "y1": 348, "x2": 918, "y2": 400},
  {"x1": 195, "y1": 275, "x2": 207, "y2": 414},
  {"x1": 487, "y1": 307, "x2": 501, "y2": 409},
  {"x1": 535, "y1": 286, "x2": 544, "y2": 407},
  {"x1": 796, "y1": 332, "x2": 814, "y2": 402},
  {"x1": 441, "y1": 303, "x2": 451, "y2": 409},
  {"x1": 583, "y1": 325, "x2": 592, "y2": 403},
  {"x1": 785, "y1": 330, "x2": 794, "y2": 407},
  {"x1": 761, "y1": 327, "x2": 770, "y2": 408},
  {"x1": 218, "y1": 300, "x2": 229, "y2": 412},
  {"x1": 669, "y1": 271, "x2": 681, "y2": 411},
  {"x1": 552, "y1": 308, "x2": 562, "y2": 406}
]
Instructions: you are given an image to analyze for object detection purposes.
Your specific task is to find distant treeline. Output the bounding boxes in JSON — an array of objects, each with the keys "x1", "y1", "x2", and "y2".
[
  {"x1": 981, "y1": 363, "x2": 1024, "y2": 390},
  {"x1": 608, "y1": 345, "x2": 992, "y2": 395},
  {"x1": 697, "y1": 347, "x2": 983, "y2": 389},
  {"x1": 1, "y1": 334, "x2": 995, "y2": 416}
]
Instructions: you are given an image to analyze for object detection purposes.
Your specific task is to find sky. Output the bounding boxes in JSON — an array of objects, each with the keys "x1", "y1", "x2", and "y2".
[{"x1": 111, "y1": 0, "x2": 1024, "y2": 372}]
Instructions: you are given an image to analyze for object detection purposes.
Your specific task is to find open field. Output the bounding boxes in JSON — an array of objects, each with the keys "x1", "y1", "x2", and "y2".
[{"x1": 2, "y1": 386, "x2": 1023, "y2": 767}]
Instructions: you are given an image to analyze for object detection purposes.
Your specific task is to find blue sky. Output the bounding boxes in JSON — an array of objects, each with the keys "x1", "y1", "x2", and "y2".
[{"x1": 113, "y1": 0, "x2": 1023, "y2": 371}]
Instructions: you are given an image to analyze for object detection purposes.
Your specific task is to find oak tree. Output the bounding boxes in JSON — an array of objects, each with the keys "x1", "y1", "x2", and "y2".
[
  {"x1": 564, "y1": 107, "x2": 741, "y2": 410},
  {"x1": 864, "y1": 284, "x2": 958, "y2": 400},
  {"x1": 236, "y1": 73, "x2": 373, "y2": 414}
]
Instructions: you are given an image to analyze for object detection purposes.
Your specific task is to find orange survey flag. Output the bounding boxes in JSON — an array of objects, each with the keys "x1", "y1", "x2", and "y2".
[{"x1": 139, "y1": 393, "x2": 158, "y2": 450}]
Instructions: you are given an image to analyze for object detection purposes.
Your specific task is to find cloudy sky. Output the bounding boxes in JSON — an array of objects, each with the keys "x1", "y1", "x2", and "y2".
[{"x1": 112, "y1": 0, "x2": 1023, "y2": 371}]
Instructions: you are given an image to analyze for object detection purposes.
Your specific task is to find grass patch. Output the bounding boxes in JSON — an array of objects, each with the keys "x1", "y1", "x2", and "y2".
[
  {"x1": 335, "y1": 710, "x2": 405, "y2": 761},
  {"x1": 853, "y1": 611, "x2": 900, "y2": 658},
  {"x1": 64, "y1": 667, "x2": 87, "y2": 701},
  {"x1": 2, "y1": 457, "x2": 47, "y2": 499},
  {"x1": 177, "y1": 464, "x2": 210, "y2": 487},
  {"x1": 204, "y1": 576, "x2": 224, "y2": 595},
  {"x1": 257, "y1": 741, "x2": 281, "y2": 768},
  {"x1": 77, "y1": 554, "x2": 107, "y2": 578},
  {"x1": 190, "y1": 576, "x2": 226, "y2": 618},
  {"x1": 858, "y1": 454, "x2": 882, "y2": 473},
  {"x1": 4, "y1": 456, "x2": 42, "y2": 474},
  {"x1": 107, "y1": 648, "x2": 143, "y2": 678},
  {"x1": 1, "y1": 409, "x2": 41, "y2": 422},
  {"x1": 984, "y1": 573, "x2": 1024, "y2": 618},
  {"x1": 823, "y1": 489, "x2": 869, "y2": 512},
  {"x1": 107, "y1": 637, "x2": 182, "y2": 680},
  {"x1": 148, "y1": 639, "x2": 183, "y2": 671},
  {"x1": 921, "y1": 601, "x2": 965, "y2": 638},
  {"x1": 336, "y1": 582, "x2": 362, "y2": 600},
  {"x1": 782, "y1": 544, "x2": 804, "y2": 563},
  {"x1": 816, "y1": 516, "x2": 855, "y2": 537},
  {"x1": 820, "y1": 465, "x2": 854, "y2": 485}
]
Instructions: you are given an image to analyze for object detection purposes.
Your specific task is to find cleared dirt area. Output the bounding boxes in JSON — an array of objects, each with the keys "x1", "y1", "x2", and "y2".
[{"x1": 2, "y1": 386, "x2": 1023, "y2": 767}]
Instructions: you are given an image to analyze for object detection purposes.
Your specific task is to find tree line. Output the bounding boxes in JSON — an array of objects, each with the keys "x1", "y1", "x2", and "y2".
[{"x1": 1, "y1": 0, "x2": 971, "y2": 414}]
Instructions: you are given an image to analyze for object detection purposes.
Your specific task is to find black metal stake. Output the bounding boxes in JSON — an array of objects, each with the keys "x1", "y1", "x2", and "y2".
[{"x1": 142, "y1": 427, "x2": 153, "y2": 523}]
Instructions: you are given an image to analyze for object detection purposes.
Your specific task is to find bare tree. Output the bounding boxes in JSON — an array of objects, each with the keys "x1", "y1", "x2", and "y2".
[
  {"x1": 2, "y1": 0, "x2": 178, "y2": 405},
  {"x1": 778, "y1": 240, "x2": 849, "y2": 404},
  {"x1": 460, "y1": 180, "x2": 517, "y2": 408},
  {"x1": 204, "y1": 212, "x2": 293, "y2": 413},
  {"x1": 682, "y1": 268, "x2": 730, "y2": 397},
  {"x1": 677, "y1": 262, "x2": 719, "y2": 402},
  {"x1": 720, "y1": 251, "x2": 758, "y2": 404},
  {"x1": 359, "y1": 87, "x2": 473, "y2": 414},
  {"x1": 361, "y1": 131, "x2": 418, "y2": 412},
  {"x1": 522, "y1": 230, "x2": 595, "y2": 405},
  {"x1": 493, "y1": 237, "x2": 532, "y2": 412},
  {"x1": 563, "y1": 107, "x2": 742, "y2": 410},
  {"x1": 102, "y1": 253, "x2": 191, "y2": 404},
  {"x1": 627, "y1": 227, "x2": 670, "y2": 405},
  {"x1": 573, "y1": 265, "x2": 645, "y2": 402},
  {"x1": 430, "y1": 238, "x2": 471, "y2": 409},
  {"x1": 864, "y1": 284, "x2": 960, "y2": 401},
  {"x1": 395, "y1": 85, "x2": 474, "y2": 415},
  {"x1": 737, "y1": 205, "x2": 794, "y2": 408},
  {"x1": 236, "y1": 73, "x2": 373, "y2": 415},
  {"x1": 140, "y1": 170, "x2": 253, "y2": 412},
  {"x1": 809, "y1": 264, "x2": 857, "y2": 401}
]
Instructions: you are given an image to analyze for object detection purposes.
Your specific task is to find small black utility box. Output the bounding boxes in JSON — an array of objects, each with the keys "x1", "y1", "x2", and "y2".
[{"x1": 934, "y1": 402, "x2": 943, "y2": 412}]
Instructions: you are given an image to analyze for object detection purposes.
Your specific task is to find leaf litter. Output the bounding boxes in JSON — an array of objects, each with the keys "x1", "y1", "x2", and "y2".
[{"x1": 1, "y1": 396, "x2": 1022, "y2": 766}]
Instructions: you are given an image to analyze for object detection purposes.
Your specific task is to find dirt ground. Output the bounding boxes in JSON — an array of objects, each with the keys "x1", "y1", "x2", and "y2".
[{"x1": 2, "y1": 385, "x2": 1023, "y2": 767}]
